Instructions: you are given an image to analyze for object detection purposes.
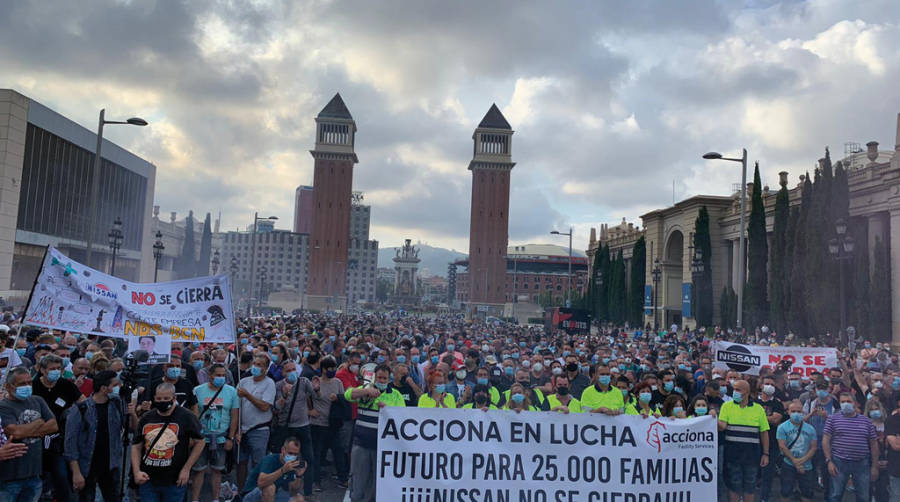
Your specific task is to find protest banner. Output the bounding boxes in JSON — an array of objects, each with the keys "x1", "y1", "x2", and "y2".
[
  {"x1": 711, "y1": 340, "x2": 838, "y2": 376},
  {"x1": 23, "y1": 247, "x2": 235, "y2": 344},
  {"x1": 377, "y1": 407, "x2": 717, "y2": 502}
]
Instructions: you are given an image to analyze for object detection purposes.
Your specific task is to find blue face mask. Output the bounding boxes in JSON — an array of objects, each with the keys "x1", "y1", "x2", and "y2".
[
  {"x1": 85, "y1": 351, "x2": 95, "y2": 360},
  {"x1": 446, "y1": 345, "x2": 455, "y2": 352},
  {"x1": 504, "y1": 367, "x2": 514, "y2": 376},
  {"x1": 620, "y1": 388, "x2": 629, "y2": 399},
  {"x1": 397, "y1": 356, "x2": 406, "y2": 364},
  {"x1": 303, "y1": 351, "x2": 310, "y2": 359},
  {"x1": 360, "y1": 355, "x2": 366, "y2": 362},
  {"x1": 271, "y1": 354, "x2": 279, "y2": 363},
  {"x1": 511, "y1": 393, "x2": 525, "y2": 404},
  {"x1": 598, "y1": 375, "x2": 611, "y2": 386},
  {"x1": 61, "y1": 357, "x2": 70, "y2": 367},
  {"x1": 166, "y1": 367, "x2": 182, "y2": 379},
  {"x1": 377, "y1": 355, "x2": 386, "y2": 364},
  {"x1": 663, "y1": 381, "x2": 674, "y2": 392},
  {"x1": 790, "y1": 412, "x2": 803, "y2": 423},
  {"x1": 193, "y1": 361, "x2": 204, "y2": 370},
  {"x1": 519, "y1": 342, "x2": 526, "y2": 348},
  {"x1": 250, "y1": 366, "x2": 263, "y2": 377},
  {"x1": 602, "y1": 358, "x2": 610, "y2": 365},
  {"x1": 411, "y1": 355, "x2": 420, "y2": 364},
  {"x1": 816, "y1": 390, "x2": 829, "y2": 399},
  {"x1": 15, "y1": 348, "x2": 25, "y2": 356},
  {"x1": 511, "y1": 353, "x2": 520, "y2": 360},
  {"x1": 285, "y1": 371, "x2": 298, "y2": 383},
  {"x1": 15, "y1": 385, "x2": 32, "y2": 399},
  {"x1": 840, "y1": 402, "x2": 854, "y2": 415},
  {"x1": 477, "y1": 378, "x2": 488, "y2": 386},
  {"x1": 869, "y1": 410, "x2": 883, "y2": 420},
  {"x1": 110, "y1": 385, "x2": 121, "y2": 397},
  {"x1": 694, "y1": 407, "x2": 708, "y2": 416},
  {"x1": 431, "y1": 356, "x2": 439, "y2": 364},
  {"x1": 672, "y1": 407, "x2": 683, "y2": 416},
  {"x1": 212, "y1": 376, "x2": 226, "y2": 388},
  {"x1": 732, "y1": 391, "x2": 743, "y2": 403},
  {"x1": 893, "y1": 377, "x2": 900, "y2": 390},
  {"x1": 435, "y1": 383, "x2": 446, "y2": 393},
  {"x1": 283, "y1": 454, "x2": 297, "y2": 464},
  {"x1": 47, "y1": 369, "x2": 61, "y2": 382},
  {"x1": 374, "y1": 382, "x2": 387, "y2": 391},
  {"x1": 790, "y1": 380, "x2": 801, "y2": 389},
  {"x1": 719, "y1": 386, "x2": 728, "y2": 395},
  {"x1": 618, "y1": 364, "x2": 626, "y2": 371},
  {"x1": 678, "y1": 364, "x2": 687, "y2": 371},
  {"x1": 640, "y1": 392, "x2": 652, "y2": 403},
  {"x1": 562, "y1": 351, "x2": 570, "y2": 357}
]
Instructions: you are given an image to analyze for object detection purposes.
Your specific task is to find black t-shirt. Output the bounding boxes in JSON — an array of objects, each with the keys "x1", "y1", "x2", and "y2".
[
  {"x1": 390, "y1": 381, "x2": 416, "y2": 407},
  {"x1": 91, "y1": 402, "x2": 110, "y2": 474},
  {"x1": 885, "y1": 413, "x2": 900, "y2": 478},
  {"x1": 756, "y1": 396, "x2": 785, "y2": 442},
  {"x1": 144, "y1": 379, "x2": 198, "y2": 409},
  {"x1": 132, "y1": 406, "x2": 203, "y2": 486},
  {"x1": 32, "y1": 378, "x2": 82, "y2": 423},
  {"x1": 650, "y1": 389, "x2": 671, "y2": 410}
]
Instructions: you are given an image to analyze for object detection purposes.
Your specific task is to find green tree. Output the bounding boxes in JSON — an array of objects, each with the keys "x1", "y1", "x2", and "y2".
[
  {"x1": 610, "y1": 249, "x2": 627, "y2": 323},
  {"x1": 782, "y1": 206, "x2": 798, "y2": 332},
  {"x1": 176, "y1": 211, "x2": 196, "y2": 279},
  {"x1": 870, "y1": 236, "x2": 891, "y2": 342},
  {"x1": 850, "y1": 223, "x2": 870, "y2": 336},
  {"x1": 789, "y1": 174, "x2": 812, "y2": 336},
  {"x1": 769, "y1": 175, "x2": 790, "y2": 333},
  {"x1": 719, "y1": 286, "x2": 737, "y2": 329},
  {"x1": 596, "y1": 244, "x2": 611, "y2": 321},
  {"x1": 746, "y1": 162, "x2": 769, "y2": 329},
  {"x1": 197, "y1": 213, "x2": 212, "y2": 277},
  {"x1": 376, "y1": 277, "x2": 393, "y2": 302},
  {"x1": 692, "y1": 207, "x2": 713, "y2": 327},
  {"x1": 588, "y1": 247, "x2": 603, "y2": 318},
  {"x1": 628, "y1": 236, "x2": 646, "y2": 326}
]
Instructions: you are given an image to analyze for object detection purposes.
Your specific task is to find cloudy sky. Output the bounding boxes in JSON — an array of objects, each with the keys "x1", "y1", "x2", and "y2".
[{"x1": 2, "y1": 0, "x2": 899, "y2": 253}]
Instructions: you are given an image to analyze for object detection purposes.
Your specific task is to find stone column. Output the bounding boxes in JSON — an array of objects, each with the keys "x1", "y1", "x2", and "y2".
[
  {"x1": 869, "y1": 213, "x2": 888, "y2": 276},
  {"x1": 890, "y1": 210, "x2": 900, "y2": 351},
  {"x1": 731, "y1": 239, "x2": 741, "y2": 291}
]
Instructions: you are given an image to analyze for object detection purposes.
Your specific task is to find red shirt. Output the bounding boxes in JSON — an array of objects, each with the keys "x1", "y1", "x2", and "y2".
[
  {"x1": 77, "y1": 377, "x2": 93, "y2": 398},
  {"x1": 336, "y1": 368, "x2": 359, "y2": 419}
]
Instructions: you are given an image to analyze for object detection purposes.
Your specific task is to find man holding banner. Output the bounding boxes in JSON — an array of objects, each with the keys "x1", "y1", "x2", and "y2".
[{"x1": 718, "y1": 379, "x2": 769, "y2": 502}]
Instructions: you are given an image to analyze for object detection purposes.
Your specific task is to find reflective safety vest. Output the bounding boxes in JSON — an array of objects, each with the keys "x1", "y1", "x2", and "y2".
[
  {"x1": 546, "y1": 394, "x2": 582, "y2": 413},
  {"x1": 461, "y1": 403, "x2": 499, "y2": 410},
  {"x1": 503, "y1": 387, "x2": 544, "y2": 405}
]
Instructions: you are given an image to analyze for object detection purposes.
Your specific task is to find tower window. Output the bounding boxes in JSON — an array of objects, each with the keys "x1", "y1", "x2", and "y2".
[
  {"x1": 480, "y1": 134, "x2": 508, "y2": 154},
  {"x1": 319, "y1": 123, "x2": 350, "y2": 145}
]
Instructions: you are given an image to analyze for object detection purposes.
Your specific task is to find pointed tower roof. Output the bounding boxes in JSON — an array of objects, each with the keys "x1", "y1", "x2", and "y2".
[
  {"x1": 478, "y1": 103, "x2": 511, "y2": 130},
  {"x1": 318, "y1": 93, "x2": 353, "y2": 120}
]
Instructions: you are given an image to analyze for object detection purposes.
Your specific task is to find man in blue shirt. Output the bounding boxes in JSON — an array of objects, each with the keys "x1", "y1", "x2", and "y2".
[
  {"x1": 777, "y1": 400, "x2": 818, "y2": 502},
  {"x1": 242, "y1": 437, "x2": 307, "y2": 502},
  {"x1": 191, "y1": 364, "x2": 239, "y2": 502}
]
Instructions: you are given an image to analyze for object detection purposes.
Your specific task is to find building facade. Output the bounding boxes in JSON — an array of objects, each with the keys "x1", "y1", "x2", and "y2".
[
  {"x1": 149, "y1": 208, "x2": 222, "y2": 282},
  {"x1": 306, "y1": 93, "x2": 358, "y2": 310},
  {"x1": 467, "y1": 104, "x2": 515, "y2": 315},
  {"x1": 391, "y1": 239, "x2": 420, "y2": 304},
  {"x1": 0, "y1": 89, "x2": 156, "y2": 301},
  {"x1": 293, "y1": 185, "x2": 313, "y2": 234}
]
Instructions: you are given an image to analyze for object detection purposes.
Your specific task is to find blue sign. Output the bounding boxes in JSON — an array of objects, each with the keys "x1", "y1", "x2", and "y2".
[
  {"x1": 644, "y1": 285, "x2": 652, "y2": 316},
  {"x1": 682, "y1": 283, "x2": 692, "y2": 318}
]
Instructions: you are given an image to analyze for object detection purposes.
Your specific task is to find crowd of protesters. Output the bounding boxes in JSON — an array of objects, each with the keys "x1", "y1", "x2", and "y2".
[{"x1": 0, "y1": 310, "x2": 898, "y2": 502}]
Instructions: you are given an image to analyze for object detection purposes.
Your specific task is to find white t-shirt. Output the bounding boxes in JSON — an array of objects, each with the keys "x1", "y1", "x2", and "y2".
[{"x1": 238, "y1": 376, "x2": 276, "y2": 433}]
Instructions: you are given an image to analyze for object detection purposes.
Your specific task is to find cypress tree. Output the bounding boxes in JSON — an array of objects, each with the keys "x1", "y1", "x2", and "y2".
[
  {"x1": 614, "y1": 249, "x2": 627, "y2": 323},
  {"x1": 789, "y1": 174, "x2": 812, "y2": 336},
  {"x1": 770, "y1": 173, "x2": 790, "y2": 334},
  {"x1": 608, "y1": 251, "x2": 624, "y2": 323},
  {"x1": 850, "y1": 224, "x2": 869, "y2": 336},
  {"x1": 805, "y1": 164, "x2": 831, "y2": 335},
  {"x1": 588, "y1": 247, "x2": 602, "y2": 318},
  {"x1": 719, "y1": 286, "x2": 736, "y2": 329},
  {"x1": 596, "y1": 244, "x2": 611, "y2": 322},
  {"x1": 870, "y1": 236, "x2": 891, "y2": 342},
  {"x1": 629, "y1": 236, "x2": 646, "y2": 326},
  {"x1": 747, "y1": 162, "x2": 769, "y2": 328},
  {"x1": 782, "y1": 206, "x2": 799, "y2": 332},
  {"x1": 177, "y1": 211, "x2": 197, "y2": 279},
  {"x1": 197, "y1": 213, "x2": 212, "y2": 277},
  {"x1": 692, "y1": 207, "x2": 713, "y2": 327}
]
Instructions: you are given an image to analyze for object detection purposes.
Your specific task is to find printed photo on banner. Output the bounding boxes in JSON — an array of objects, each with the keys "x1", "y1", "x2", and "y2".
[
  {"x1": 23, "y1": 246, "x2": 236, "y2": 344},
  {"x1": 127, "y1": 334, "x2": 171, "y2": 364}
]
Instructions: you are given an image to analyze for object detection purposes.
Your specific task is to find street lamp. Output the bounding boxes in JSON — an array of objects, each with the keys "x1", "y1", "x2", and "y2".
[
  {"x1": 550, "y1": 227, "x2": 573, "y2": 307},
  {"x1": 828, "y1": 218, "x2": 855, "y2": 336},
  {"x1": 651, "y1": 258, "x2": 662, "y2": 331},
  {"x1": 703, "y1": 148, "x2": 748, "y2": 329},
  {"x1": 248, "y1": 213, "x2": 278, "y2": 317},
  {"x1": 152, "y1": 230, "x2": 164, "y2": 282},
  {"x1": 258, "y1": 266, "x2": 268, "y2": 313},
  {"x1": 85, "y1": 109, "x2": 148, "y2": 268},
  {"x1": 107, "y1": 217, "x2": 124, "y2": 276},
  {"x1": 211, "y1": 249, "x2": 220, "y2": 275}
]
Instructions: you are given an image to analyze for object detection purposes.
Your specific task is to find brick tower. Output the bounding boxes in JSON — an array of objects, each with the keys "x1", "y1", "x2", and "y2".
[
  {"x1": 306, "y1": 93, "x2": 358, "y2": 311},
  {"x1": 467, "y1": 104, "x2": 515, "y2": 316}
]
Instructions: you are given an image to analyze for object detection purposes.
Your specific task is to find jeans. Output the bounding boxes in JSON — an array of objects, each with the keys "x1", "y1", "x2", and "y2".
[
  {"x1": 241, "y1": 486, "x2": 289, "y2": 502},
  {"x1": 758, "y1": 451, "x2": 776, "y2": 500},
  {"x1": 349, "y1": 445, "x2": 376, "y2": 502},
  {"x1": 891, "y1": 476, "x2": 900, "y2": 500},
  {"x1": 136, "y1": 483, "x2": 187, "y2": 502},
  {"x1": 270, "y1": 425, "x2": 313, "y2": 496},
  {"x1": 45, "y1": 448, "x2": 75, "y2": 502},
  {"x1": 311, "y1": 424, "x2": 347, "y2": 484},
  {"x1": 0, "y1": 476, "x2": 42, "y2": 502},
  {"x1": 240, "y1": 428, "x2": 270, "y2": 471},
  {"x1": 79, "y1": 468, "x2": 121, "y2": 502},
  {"x1": 829, "y1": 457, "x2": 870, "y2": 502}
]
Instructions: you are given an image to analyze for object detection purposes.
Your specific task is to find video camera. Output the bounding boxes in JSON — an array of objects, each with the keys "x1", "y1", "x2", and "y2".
[{"x1": 119, "y1": 349, "x2": 151, "y2": 403}]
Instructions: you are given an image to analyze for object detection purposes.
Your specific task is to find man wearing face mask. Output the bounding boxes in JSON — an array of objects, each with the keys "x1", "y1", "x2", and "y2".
[
  {"x1": 822, "y1": 392, "x2": 879, "y2": 502},
  {"x1": 500, "y1": 369, "x2": 547, "y2": 410},
  {"x1": 580, "y1": 366, "x2": 624, "y2": 416},
  {"x1": 237, "y1": 355, "x2": 276, "y2": 488},
  {"x1": 564, "y1": 355, "x2": 590, "y2": 399},
  {"x1": 32, "y1": 354, "x2": 84, "y2": 502},
  {"x1": 755, "y1": 375, "x2": 784, "y2": 502},
  {"x1": 64, "y1": 371, "x2": 128, "y2": 502},
  {"x1": 145, "y1": 359, "x2": 198, "y2": 414},
  {"x1": 131, "y1": 383, "x2": 205, "y2": 502},
  {"x1": 717, "y1": 379, "x2": 769, "y2": 502},
  {"x1": 240, "y1": 437, "x2": 307, "y2": 502},
  {"x1": 0, "y1": 366, "x2": 58, "y2": 502},
  {"x1": 191, "y1": 364, "x2": 239, "y2": 502}
]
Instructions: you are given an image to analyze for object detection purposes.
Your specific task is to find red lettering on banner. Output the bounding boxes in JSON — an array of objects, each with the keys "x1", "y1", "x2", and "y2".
[{"x1": 132, "y1": 292, "x2": 156, "y2": 306}]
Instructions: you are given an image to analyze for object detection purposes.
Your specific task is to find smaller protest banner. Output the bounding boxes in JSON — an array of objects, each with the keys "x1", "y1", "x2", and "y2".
[
  {"x1": 127, "y1": 335, "x2": 171, "y2": 364},
  {"x1": 711, "y1": 340, "x2": 839, "y2": 376}
]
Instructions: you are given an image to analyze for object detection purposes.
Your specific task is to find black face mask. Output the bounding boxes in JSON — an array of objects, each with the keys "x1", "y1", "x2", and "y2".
[
  {"x1": 152, "y1": 400, "x2": 173, "y2": 412},
  {"x1": 557, "y1": 386, "x2": 570, "y2": 396},
  {"x1": 474, "y1": 394, "x2": 489, "y2": 406},
  {"x1": 566, "y1": 363, "x2": 578, "y2": 373}
]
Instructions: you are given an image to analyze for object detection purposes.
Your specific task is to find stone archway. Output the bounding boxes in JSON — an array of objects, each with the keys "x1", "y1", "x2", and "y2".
[{"x1": 664, "y1": 230, "x2": 684, "y2": 329}]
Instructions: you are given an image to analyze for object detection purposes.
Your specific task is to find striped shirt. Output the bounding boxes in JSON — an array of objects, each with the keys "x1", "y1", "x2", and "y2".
[{"x1": 823, "y1": 412, "x2": 877, "y2": 462}]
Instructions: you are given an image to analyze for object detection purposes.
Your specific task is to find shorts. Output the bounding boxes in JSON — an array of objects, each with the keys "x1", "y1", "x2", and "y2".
[
  {"x1": 780, "y1": 463, "x2": 814, "y2": 499},
  {"x1": 192, "y1": 442, "x2": 227, "y2": 472},
  {"x1": 724, "y1": 460, "x2": 758, "y2": 494}
]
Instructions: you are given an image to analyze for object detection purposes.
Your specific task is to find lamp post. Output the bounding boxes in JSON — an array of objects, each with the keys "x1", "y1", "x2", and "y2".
[
  {"x1": 703, "y1": 148, "x2": 748, "y2": 329},
  {"x1": 248, "y1": 213, "x2": 278, "y2": 317},
  {"x1": 691, "y1": 248, "x2": 704, "y2": 327},
  {"x1": 211, "y1": 249, "x2": 220, "y2": 275},
  {"x1": 107, "y1": 217, "x2": 124, "y2": 276},
  {"x1": 651, "y1": 258, "x2": 662, "y2": 331},
  {"x1": 550, "y1": 227, "x2": 573, "y2": 307},
  {"x1": 85, "y1": 110, "x2": 147, "y2": 268},
  {"x1": 258, "y1": 266, "x2": 268, "y2": 314},
  {"x1": 152, "y1": 230, "x2": 164, "y2": 282},
  {"x1": 828, "y1": 218, "x2": 855, "y2": 337},
  {"x1": 229, "y1": 255, "x2": 240, "y2": 311}
]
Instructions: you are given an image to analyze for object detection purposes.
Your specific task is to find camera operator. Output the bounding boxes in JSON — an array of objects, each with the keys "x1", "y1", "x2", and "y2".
[
  {"x1": 64, "y1": 370, "x2": 130, "y2": 502},
  {"x1": 33, "y1": 354, "x2": 84, "y2": 502}
]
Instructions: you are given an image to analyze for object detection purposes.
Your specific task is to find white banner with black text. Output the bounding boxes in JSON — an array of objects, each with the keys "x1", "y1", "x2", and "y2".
[
  {"x1": 376, "y1": 407, "x2": 717, "y2": 502},
  {"x1": 711, "y1": 340, "x2": 839, "y2": 376},
  {"x1": 23, "y1": 246, "x2": 235, "y2": 344}
]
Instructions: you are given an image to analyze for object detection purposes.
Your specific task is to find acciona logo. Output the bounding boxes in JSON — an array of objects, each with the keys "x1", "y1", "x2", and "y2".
[
  {"x1": 716, "y1": 343, "x2": 761, "y2": 373},
  {"x1": 646, "y1": 421, "x2": 715, "y2": 453}
]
